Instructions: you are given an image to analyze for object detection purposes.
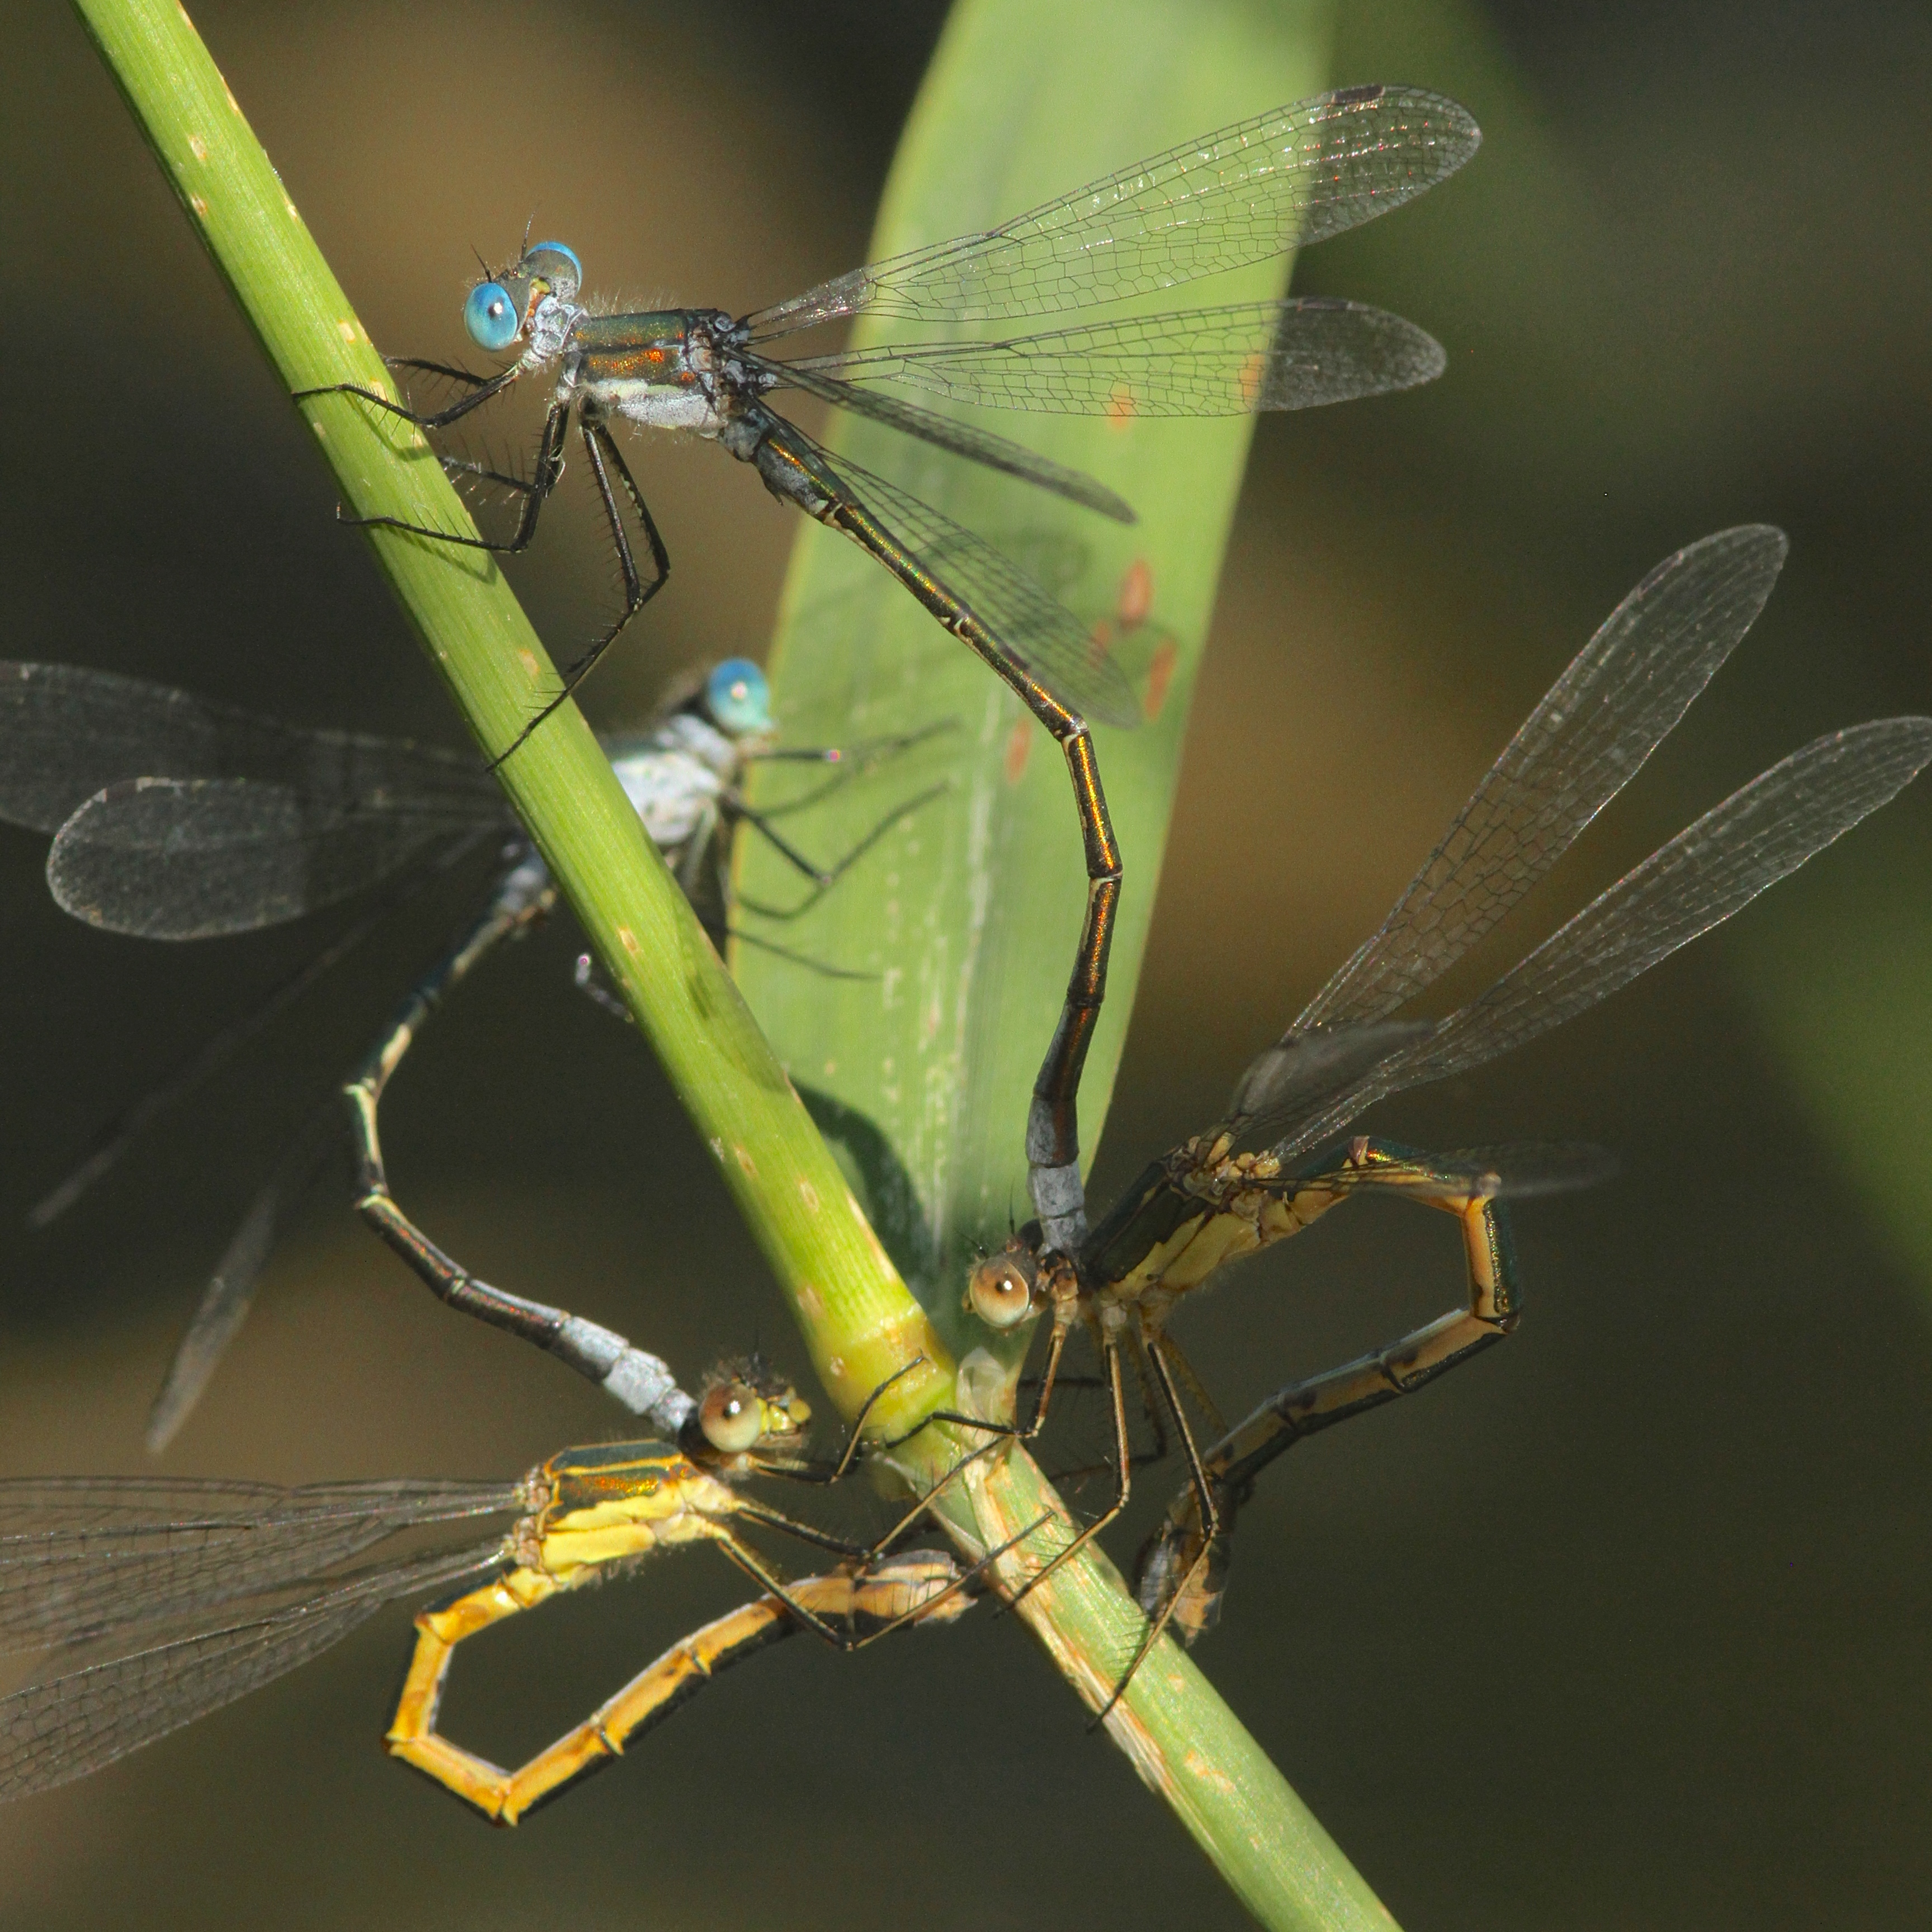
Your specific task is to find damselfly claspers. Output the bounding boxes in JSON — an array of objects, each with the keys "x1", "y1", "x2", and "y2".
[
  {"x1": 301, "y1": 84, "x2": 1480, "y2": 1250},
  {"x1": 945, "y1": 526, "x2": 1932, "y2": 1711},
  {"x1": 0, "y1": 1386, "x2": 976, "y2": 1821}
]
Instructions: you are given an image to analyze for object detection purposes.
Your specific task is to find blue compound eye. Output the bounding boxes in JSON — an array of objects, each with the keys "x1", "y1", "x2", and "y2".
[
  {"x1": 706, "y1": 659, "x2": 771, "y2": 735},
  {"x1": 463, "y1": 281, "x2": 521, "y2": 353},
  {"x1": 525, "y1": 241, "x2": 582, "y2": 299}
]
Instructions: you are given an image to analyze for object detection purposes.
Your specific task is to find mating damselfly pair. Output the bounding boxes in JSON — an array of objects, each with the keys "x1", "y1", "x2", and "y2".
[
  {"x1": 12, "y1": 522, "x2": 1925, "y2": 1794},
  {"x1": 8, "y1": 63, "x2": 1928, "y2": 1859}
]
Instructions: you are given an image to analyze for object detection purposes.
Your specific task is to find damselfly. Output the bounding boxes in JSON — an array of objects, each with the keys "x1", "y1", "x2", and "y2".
[
  {"x1": 300, "y1": 84, "x2": 1480, "y2": 1250},
  {"x1": 944, "y1": 527, "x2": 1932, "y2": 1709},
  {"x1": 2, "y1": 659, "x2": 943, "y2": 1446},
  {"x1": 0, "y1": 1417, "x2": 974, "y2": 1821}
]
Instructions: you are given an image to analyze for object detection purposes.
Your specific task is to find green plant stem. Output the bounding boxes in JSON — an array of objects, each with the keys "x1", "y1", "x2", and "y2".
[
  {"x1": 884, "y1": 1410, "x2": 1398, "y2": 1932},
  {"x1": 65, "y1": 0, "x2": 947, "y2": 1435},
  {"x1": 71, "y1": 2, "x2": 1404, "y2": 1922}
]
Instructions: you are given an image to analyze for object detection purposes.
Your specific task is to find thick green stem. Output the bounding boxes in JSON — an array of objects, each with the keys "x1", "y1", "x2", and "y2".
[
  {"x1": 70, "y1": 2, "x2": 1403, "y2": 1923},
  {"x1": 64, "y1": 0, "x2": 944, "y2": 1433},
  {"x1": 884, "y1": 1410, "x2": 1398, "y2": 1932}
]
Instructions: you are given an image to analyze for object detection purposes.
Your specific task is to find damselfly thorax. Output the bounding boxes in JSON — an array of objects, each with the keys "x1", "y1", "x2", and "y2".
[{"x1": 566, "y1": 310, "x2": 745, "y2": 437}]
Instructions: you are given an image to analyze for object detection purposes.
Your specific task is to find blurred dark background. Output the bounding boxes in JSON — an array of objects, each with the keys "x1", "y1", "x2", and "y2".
[{"x1": 3, "y1": 1, "x2": 1930, "y2": 1926}]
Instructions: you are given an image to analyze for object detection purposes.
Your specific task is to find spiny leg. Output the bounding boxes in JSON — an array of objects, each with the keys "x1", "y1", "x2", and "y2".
[
  {"x1": 329, "y1": 388, "x2": 571, "y2": 558},
  {"x1": 1016, "y1": 1272, "x2": 1085, "y2": 1441},
  {"x1": 753, "y1": 1358, "x2": 932, "y2": 1488},
  {"x1": 1149, "y1": 1326, "x2": 1227, "y2": 1442},
  {"x1": 344, "y1": 870, "x2": 691, "y2": 1426},
  {"x1": 858, "y1": 1431, "x2": 1014, "y2": 1562},
  {"x1": 719, "y1": 926, "x2": 875, "y2": 980},
  {"x1": 718, "y1": 1489, "x2": 1044, "y2": 1652},
  {"x1": 1005, "y1": 1327, "x2": 1134, "y2": 1606},
  {"x1": 1135, "y1": 1144, "x2": 1521, "y2": 1644},
  {"x1": 704, "y1": 1524, "x2": 893, "y2": 1652},
  {"x1": 1126, "y1": 1328, "x2": 1173, "y2": 1466},
  {"x1": 1093, "y1": 1323, "x2": 1224, "y2": 1721},
  {"x1": 686, "y1": 786, "x2": 906, "y2": 978},
  {"x1": 738, "y1": 719, "x2": 956, "y2": 817},
  {"x1": 389, "y1": 1556, "x2": 976, "y2": 1826},
  {"x1": 491, "y1": 420, "x2": 671, "y2": 767},
  {"x1": 729, "y1": 782, "x2": 949, "y2": 921},
  {"x1": 381, "y1": 354, "x2": 500, "y2": 396},
  {"x1": 927, "y1": 1253, "x2": 1081, "y2": 1448},
  {"x1": 294, "y1": 359, "x2": 524, "y2": 430}
]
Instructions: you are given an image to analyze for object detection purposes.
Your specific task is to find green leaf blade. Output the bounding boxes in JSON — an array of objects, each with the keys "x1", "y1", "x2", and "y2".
[{"x1": 740, "y1": 0, "x2": 1342, "y2": 1324}]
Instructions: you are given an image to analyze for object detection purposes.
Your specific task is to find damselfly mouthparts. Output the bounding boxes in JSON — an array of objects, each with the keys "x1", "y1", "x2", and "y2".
[
  {"x1": 945, "y1": 526, "x2": 1932, "y2": 1711},
  {"x1": 302, "y1": 84, "x2": 1480, "y2": 1254},
  {"x1": 0, "y1": 1421, "x2": 974, "y2": 1820}
]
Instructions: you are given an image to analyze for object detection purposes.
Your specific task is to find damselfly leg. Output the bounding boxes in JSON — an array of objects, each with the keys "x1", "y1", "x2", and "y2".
[{"x1": 1107, "y1": 1138, "x2": 1532, "y2": 1717}]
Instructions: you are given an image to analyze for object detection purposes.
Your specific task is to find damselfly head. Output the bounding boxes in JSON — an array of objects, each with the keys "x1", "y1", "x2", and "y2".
[
  {"x1": 964, "y1": 1238, "x2": 1041, "y2": 1331},
  {"x1": 703, "y1": 658, "x2": 773, "y2": 738},
  {"x1": 695, "y1": 1355, "x2": 811, "y2": 1457},
  {"x1": 463, "y1": 240, "x2": 583, "y2": 353}
]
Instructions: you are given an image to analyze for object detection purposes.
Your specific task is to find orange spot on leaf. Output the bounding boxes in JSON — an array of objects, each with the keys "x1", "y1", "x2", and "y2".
[
  {"x1": 1142, "y1": 638, "x2": 1178, "y2": 722},
  {"x1": 1117, "y1": 557, "x2": 1154, "y2": 630}
]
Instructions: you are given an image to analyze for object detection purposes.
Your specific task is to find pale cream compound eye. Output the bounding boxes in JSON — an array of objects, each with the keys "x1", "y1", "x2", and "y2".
[
  {"x1": 967, "y1": 1256, "x2": 1035, "y2": 1330},
  {"x1": 699, "y1": 1381, "x2": 766, "y2": 1454}
]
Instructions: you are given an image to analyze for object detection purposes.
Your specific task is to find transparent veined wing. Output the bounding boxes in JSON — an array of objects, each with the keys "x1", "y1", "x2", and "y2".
[
  {"x1": 47, "y1": 775, "x2": 501, "y2": 940},
  {"x1": 0, "y1": 1475, "x2": 517, "y2": 1653},
  {"x1": 792, "y1": 300, "x2": 1445, "y2": 418},
  {"x1": 1221, "y1": 1020, "x2": 1437, "y2": 1141},
  {"x1": 1268, "y1": 717, "x2": 1932, "y2": 1160},
  {"x1": 745, "y1": 86, "x2": 1480, "y2": 335},
  {"x1": 0, "y1": 1546, "x2": 502, "y2": 1803},
  {"x1": 1425, "y1": 1142, "x2": 1620, "y2": 1200},
  {"x1": 0, "y1": 1474, "x2": 518, "y2": 1802},
  {"x1": 0, "y1": 661, "x2": 496, "y2": 836},
  {"x1": 804, "y1": 434, "x2": 1142, "y2": 730},
  {"x1": 1298, "y1": 525, "x2": 1792, "y2": 1032},
  {"x1": 1281, "y1": 1140, "x2": 1618, "y2": 1203},
  {"x1": 756, "y1": 357, "x2": 1135, "y2": 522},
  {"x1": 139, "y1": 1104, "x2": 343, "y2": 1455}
]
